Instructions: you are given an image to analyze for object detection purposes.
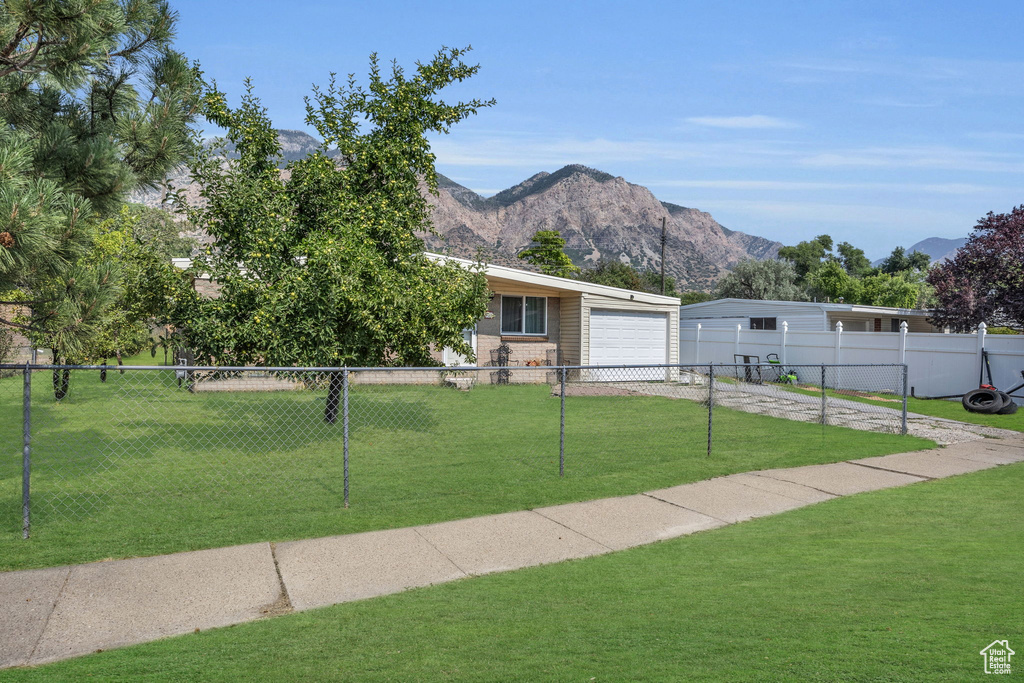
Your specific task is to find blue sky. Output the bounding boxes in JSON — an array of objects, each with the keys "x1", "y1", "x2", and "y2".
[{"x1": 173, "y1": 0, "x2": 1024, "y2": 259}]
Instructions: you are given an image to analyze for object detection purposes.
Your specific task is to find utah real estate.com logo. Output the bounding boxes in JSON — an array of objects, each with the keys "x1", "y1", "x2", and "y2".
[{"x1": 980, "y1": 640, "x2": 1014, "y2": 675}]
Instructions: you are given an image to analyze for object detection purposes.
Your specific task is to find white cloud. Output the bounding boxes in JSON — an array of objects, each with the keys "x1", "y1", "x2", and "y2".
[
  {"x1": 646, "y1": 179, "x2": 995, "y2": 195},
  {"x1": 684, "y1": 115, "x2": 798, "y2": 129},
  {"x1": 690, "y1": 199, "x2": 949, "y2": 224},
  {"x1": 431, "y1": 133, "x2": 1024, "y2": 177},
  {"x1": 797, "y1": 146, "x2": 1024, "y2": 173},
  {"x1": 774, "y1": 57, "x2": 1024, "y2": 98},
  {"x1": 778, "y1": 59, "x2": 880, "y2": 75},
  {"x1": 858, "y1": 97, "x2": 940, "y2": 108},
  {"x1": 430, "y1": 134, "x2": 801, "y2": 169},
  {"x1": 433, "y1": 136, "x2": 721, "y2": 167},
  {"x1": 966, "y1": 131, "x2": 1024, "y2": 142}
]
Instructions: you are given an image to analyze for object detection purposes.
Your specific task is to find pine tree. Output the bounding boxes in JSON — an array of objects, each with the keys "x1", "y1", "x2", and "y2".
[
  {"x1": 518, "y1": 230, "x2": 580, "y2": 278},
  {"x1": 0, "y1": 0, "x2": 199, "y2": 359}
]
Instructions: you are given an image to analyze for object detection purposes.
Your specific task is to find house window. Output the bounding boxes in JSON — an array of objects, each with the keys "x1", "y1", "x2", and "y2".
[
  {"x1": 891, "y1": 318, "x2": 908, "y2": 332},
  {"x1": 750, "y1": 317, "x2": 777, "y2": 330},
  {"x1": 501, "y1": 296, "x2": 547, "y2": 335}
]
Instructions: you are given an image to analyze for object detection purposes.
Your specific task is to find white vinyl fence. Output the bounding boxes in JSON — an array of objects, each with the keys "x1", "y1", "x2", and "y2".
[{"x1": 683, "y1": 322, "x2": 1024, "y2": 404}]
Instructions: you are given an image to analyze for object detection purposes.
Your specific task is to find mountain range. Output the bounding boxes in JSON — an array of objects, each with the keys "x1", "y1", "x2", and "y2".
[
  {"x1": 149, "y1": 130, "x2": 1012, "y2": 290},
  {"x1": 869, "y1": 236, "x2": 968, "y2": 268},
  {"x1": 425, "y1": 164, "x2": 780, "y2": 289},
  {"x1": 899, "y1": 237, "x2": 968, "y2": 265}
]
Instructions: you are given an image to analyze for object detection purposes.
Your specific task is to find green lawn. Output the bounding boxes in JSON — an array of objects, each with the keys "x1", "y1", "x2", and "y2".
[
  {"x1": 8, "y1": 460, "x2": 1021, "y2": 681},
  {"x1": 1, "y1": 365, "x2": 932, "y2": 572},
  {"x1": 904, "y1": 394, "x2": 1021, "y2": 431}
]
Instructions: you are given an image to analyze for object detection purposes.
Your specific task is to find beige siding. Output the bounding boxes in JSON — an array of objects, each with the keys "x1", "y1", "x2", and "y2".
[
  {"x1": 581, "y1": 304, "x2": 591, "y2": 365},
  {"x1": 905, "y1": 316, "x2": 939, "y2": 333},
  {"x1": 559, "y1": 295, "x2": 582, "y2": 365},
  {"x1": 585, "y1": 294, "x2": 675, "y2": 312},
  {"x1": 545, "y1": 296, "x2": 561, "y2": 346}
]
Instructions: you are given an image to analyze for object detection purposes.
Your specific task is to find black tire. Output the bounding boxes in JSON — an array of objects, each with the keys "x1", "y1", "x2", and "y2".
[
  {"x1": 996, "y1": 393, "x2": 1019, "y2": 415},
  {"x1": 962, "y1": 388, "x2": 1007, "y2": 414}
]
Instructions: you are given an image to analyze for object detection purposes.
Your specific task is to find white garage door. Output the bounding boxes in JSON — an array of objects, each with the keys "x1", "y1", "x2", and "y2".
[{"x1": 589, "y1": 309, "x2": 668, "y2": 379}]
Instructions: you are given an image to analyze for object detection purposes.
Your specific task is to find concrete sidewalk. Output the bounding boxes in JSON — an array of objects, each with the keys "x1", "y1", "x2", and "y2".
[{"x1": 3, "y1": 436, "x2": 1023, "y2": 670}]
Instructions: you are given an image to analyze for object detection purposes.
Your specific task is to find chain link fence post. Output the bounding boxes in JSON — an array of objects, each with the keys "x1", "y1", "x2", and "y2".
[
  {"x1": 559, "y1": 365, "x2": 566, "y2": 477},
  {"x1": 707, "y1": 363, "x2": 714, "y2": 457},
  {"x1": 22, "y1": 362, "x2": 31, "y2": 539},
  {"x1": 820, "y1": 364, "x2": 827, "y2": 426},
  {"x1": 343, "y1": 368, "x2": 350, "y2": 508},
  {"x1": 901, "y1": 364, "x2": 909, "y2": 435}
]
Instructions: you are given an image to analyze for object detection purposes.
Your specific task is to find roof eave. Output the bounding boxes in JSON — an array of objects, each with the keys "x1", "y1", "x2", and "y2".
[{"x1": 426, "y1": 252, "x2": 680, "y2": 305}]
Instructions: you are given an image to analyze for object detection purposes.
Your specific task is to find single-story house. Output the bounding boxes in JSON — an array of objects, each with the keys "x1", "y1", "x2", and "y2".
[
  {"x1": 426, "y1": 254, "x2": 680, "y2": 372},
  {"x1": 678, "y1": 298, "x2": 943, "y2": 333},
  {"x1": 172, "y1": 255, "x2": 681, "y2": 373}
]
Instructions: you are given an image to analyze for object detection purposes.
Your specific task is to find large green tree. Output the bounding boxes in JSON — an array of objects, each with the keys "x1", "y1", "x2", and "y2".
[
  {"x1": 773, "y1": 235, "x2": 932, "y2": 307},
  {"x1": 678, "y1": 290, "x2": 714, "y2": 306},
  {"x1": 174, "y1": 48, "x2": 494, "y2": 385},
  {"x1": 0, "y1": 0, "x2": 199, "y2": 359},
  {"x1": 859, "y1": 272, "x2": 918, "y2": 308},
  {"x1": 877, "y1": 246, "x2": 933, "y2": 308},
  {"x1": 518, "y1": 230, "x2": 580, "y2": 278},
  {"x1": 577, "y1": 259, "x2": 678, "y2": 297},
  {"x1": 879, "y1": 247, "x2": 930, "y2": 275},
  {"x1": 777, "y1": 234, "x2": 833, "y2": 284},
  {"x1": 80, "y1": 206, "x2": 191, "y2": 365},
  {"x1": 836, "y1": 241, "x2": 874, "y2": 277},
  {"x1": 714, "y1": 259, "x2": 805, "y2": 301},
  {"x1": 577, "y1": 260, "x2": 643, "y2": 291},
  {"x1": 807, "y1": 260, "x2": 863, "y2": 303}
]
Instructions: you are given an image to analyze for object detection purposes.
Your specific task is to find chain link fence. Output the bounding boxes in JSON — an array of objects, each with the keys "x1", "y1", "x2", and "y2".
[{"x1": 1, "y1": 362, "x2": 908, "y2": 543}]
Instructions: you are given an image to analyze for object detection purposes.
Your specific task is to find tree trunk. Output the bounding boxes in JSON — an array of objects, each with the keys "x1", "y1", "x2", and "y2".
[
  {"x1": 325, "y1": 371, "x2": 343, "y2": 424},
  {"x1": 52, "y1": 362, "x2": 70, "y2": 401}
]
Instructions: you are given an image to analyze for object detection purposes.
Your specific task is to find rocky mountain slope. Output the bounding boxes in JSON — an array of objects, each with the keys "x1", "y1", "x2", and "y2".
[
  {"x1": 426, "y1": 165, "x2": 779, "y2": 289},
  {"x1": 132, "y1": 130, "x2": 782, "y2": 290}
]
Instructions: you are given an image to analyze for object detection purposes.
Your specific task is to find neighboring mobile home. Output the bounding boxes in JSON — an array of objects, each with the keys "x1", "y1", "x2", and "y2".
[{"x1": 677, "y1": 298, "x2": 942, "y2": 333}]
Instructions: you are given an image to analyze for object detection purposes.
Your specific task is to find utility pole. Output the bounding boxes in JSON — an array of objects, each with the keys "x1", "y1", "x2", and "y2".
[{"x1": 660, "y1": 216, "x2": 667, "y2": 295}]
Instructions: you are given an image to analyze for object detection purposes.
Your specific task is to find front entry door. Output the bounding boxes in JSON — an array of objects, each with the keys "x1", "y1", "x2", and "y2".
[{"x1": 443, "y1": 327, "x2": 478, "y2": 367}]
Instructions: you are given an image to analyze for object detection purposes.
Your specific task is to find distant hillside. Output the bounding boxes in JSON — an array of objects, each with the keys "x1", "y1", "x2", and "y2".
[
  {"x1": 425, "y1": 165, "x2": 781, "y2": 290},
  {"x1": 213, "y1": 129, "x2": 340, "y2": 167},
  {"x1": 904, "y1": 236, "x2": 967, "y2": 264},
  {"x1": 871, "y1": 236, "x2": 968, "y2": 267},
  {"x1": 131, "y1": 135, "x2": 784, "y2": 290}
]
